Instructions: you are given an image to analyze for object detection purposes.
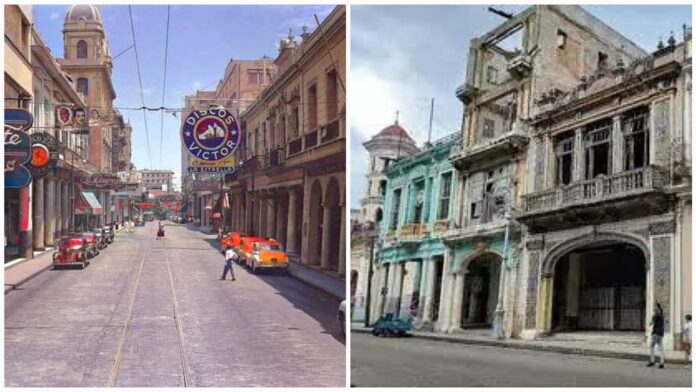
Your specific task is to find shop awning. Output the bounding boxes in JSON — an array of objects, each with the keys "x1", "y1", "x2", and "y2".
[{"x1": 82, "y1": 191, "x2": 103, "y2": 215}]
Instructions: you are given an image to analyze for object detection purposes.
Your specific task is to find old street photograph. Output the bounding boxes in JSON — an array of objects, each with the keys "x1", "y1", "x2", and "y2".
[
  {"x1": 5, "y1": 4, "x2": 345, "y2": 387},
  {"x1": 350, "y1": 4, "x2": 692, "y2": 387}
]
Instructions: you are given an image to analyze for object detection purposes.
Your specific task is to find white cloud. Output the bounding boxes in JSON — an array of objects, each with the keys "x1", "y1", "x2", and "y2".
[
  {"x1": 192, "y1": 81, "x2": 202, "y2": 90},
  {"x1": 49, "y1": 12, "x2": 60, "y2": 20}
]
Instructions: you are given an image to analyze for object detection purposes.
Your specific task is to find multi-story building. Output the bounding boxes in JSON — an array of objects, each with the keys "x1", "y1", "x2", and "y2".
[
  {"x1": 5, "y1": 4, "x2": 36, "y2": 259},
  {"x1": 377, "y1": 133, "x2": 460, "y2": 330},
  {"x1": 363, "y1": 5, "x2": 692, "y2": 349},
  {"x1": 226, "y1": 5, "x2": 346, "y2": 277},
  {"x1": 351, "y1": 121, "x2": 419, "y2": 325},
  {"x1": 58, "y1": 4, "x2": 116, "y2": 173},
  {"x1": 180, "y1": 57, "x2": 279, "y2": 228},
  {"x1": 138, "y1": 169, "x2": 175, "y2": 192},
  {"x1": 516, "y1": 15, "x2": 692, "y2": 347},
  {"x1": 57, "y1": 4, "x2": 122, "y2": 227}
]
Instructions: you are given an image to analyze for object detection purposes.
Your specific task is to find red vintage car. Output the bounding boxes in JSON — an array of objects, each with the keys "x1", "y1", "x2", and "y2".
[
  {"x1": 81, "y1": 232, "x2": 100, "y2": 258},
  {"x1": 52, "y1": 236, "x2": 90, "y2": 269}
]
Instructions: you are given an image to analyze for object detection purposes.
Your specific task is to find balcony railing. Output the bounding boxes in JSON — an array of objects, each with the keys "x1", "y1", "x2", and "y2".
[
  {"x1": 304, "y1": 130, "x2": 318, "y2": 149},
  {"x1": 431, "y1": 219, "x2": 453, "y2": 234},
  {"x1": 522, "y1": 166, "x2": 665, "y2": 214},
  {"x1": 320, "y1": 119, "x2": 340, "y2": 143},
  {"x1": 399, "y1": 223, "x2": 428, "y2": 242},
  {"x1": 288, "y1": 137, "x2": 302, "y2": 156},
  {"x1": 268, "y1": 147, "x2": 285, "y2": 168}
]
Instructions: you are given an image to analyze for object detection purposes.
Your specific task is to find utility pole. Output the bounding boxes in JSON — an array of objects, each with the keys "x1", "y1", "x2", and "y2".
[
  {"x1": 364, "y1": 222, "x2": 376, "y2": 327},
  {"x1": 427, "y1": 98, "x2": 434, "y2": 146}
]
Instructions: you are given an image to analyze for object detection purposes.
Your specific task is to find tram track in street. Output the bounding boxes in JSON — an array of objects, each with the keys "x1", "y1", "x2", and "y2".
[{"x1": 106, "y1": 229, "x2": 191, "y2": 387}]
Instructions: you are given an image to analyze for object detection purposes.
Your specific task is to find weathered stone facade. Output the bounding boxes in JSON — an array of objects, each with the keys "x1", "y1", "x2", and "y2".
[{"x1": 354, "y1": 6, "x2": 692, "y2": 348}]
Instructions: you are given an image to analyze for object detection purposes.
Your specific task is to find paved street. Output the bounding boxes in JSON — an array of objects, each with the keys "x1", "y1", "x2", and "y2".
[
  {"x1": 351, "y1": 333, "x2": 691, "y2": 387},
  {"x1": 5, "y1": 222, "x2": 345, "y2": 387}
]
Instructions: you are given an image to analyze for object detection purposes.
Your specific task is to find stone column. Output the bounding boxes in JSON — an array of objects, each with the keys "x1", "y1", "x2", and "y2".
[
  {"x1": 55, "y1": 180, "x2": 62, "y2": 239},
  {"x1": 320, "y1": 203, "x2": 331, "y2": 270},
  {"x1": 436, "y1": 272, "x2": 452, "y2": 331},
  {"x1": 287, "y1": 188, "x2": 298, "y2": 256},
  {"x1": 338, "y1": 201, "x2": 346, "y2": 275},
  {"x1": 267, "y1": 193, "x2": 276, "y2": 238},
  {"x1": 391, "y1": 263, "x2": 403, "y2": 316},
  {"x1": 33, "y1": 177, "x2": 45, "y2": 250},
  {"x1": 449, "y1": 273, "x2": 465, "y2": 331},
  {"x1": 612, "y1": 114, "x2": 624, "y2": 174},
  {"x1": 45, "y1": 175, "x2": 56, "y2": 247},
  {"x1": 62, "y1": 182, "x2": 70, "y2": 234},
  {"x1": 275, "y1": 194, "x2": 285, "y2": 244},
  {"x1": 544, "y1": 134, "x2": 555, "y2": 189},
  {"x1": 573, "y1": 127, "x2": 585, "y2": 181},
  {"x1": 245, "y1": 192, "x2": 253, "y2": 234},
  {"x1": 422, "y1": 259, "x2": 437, "y2": 322}
]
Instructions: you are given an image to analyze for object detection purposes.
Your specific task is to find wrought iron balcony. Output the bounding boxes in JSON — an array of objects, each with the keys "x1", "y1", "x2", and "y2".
[{"x1": 519, "y1": 166, "x2": 671, "y2": 232}]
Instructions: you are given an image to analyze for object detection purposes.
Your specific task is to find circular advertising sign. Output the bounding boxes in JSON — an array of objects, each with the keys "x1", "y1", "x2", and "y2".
[{"x1": 181, "y1": 108, "x2": 240, "y2": 162}]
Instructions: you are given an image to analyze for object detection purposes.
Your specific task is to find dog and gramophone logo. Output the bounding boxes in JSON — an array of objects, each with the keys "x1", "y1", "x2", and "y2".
[{"x1": 182, "y1": 107, "x2": 240, "y2": 163}]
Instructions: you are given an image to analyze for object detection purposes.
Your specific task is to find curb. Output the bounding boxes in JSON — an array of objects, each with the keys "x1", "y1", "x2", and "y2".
[
  {"x1": 352, "y1": 328, "x2": 690, "y2": 365},
  {"x1": 4, "y1": 262, "x2": 54, "y2": 295},
  {"x1": 286, "y1": 263, "x2": 344, "y2": 300}
]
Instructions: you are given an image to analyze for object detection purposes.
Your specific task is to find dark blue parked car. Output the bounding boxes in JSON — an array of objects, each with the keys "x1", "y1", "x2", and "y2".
[{"x1": 372, "y1": 313, "x2": 413, "y2": 337}]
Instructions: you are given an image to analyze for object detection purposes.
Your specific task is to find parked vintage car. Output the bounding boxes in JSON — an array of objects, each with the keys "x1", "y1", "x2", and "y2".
[
  {"x1": 238, "y1": 236, "x2": 267, "y2": 265},
  {"x1": 81, "y1": 232, "x2": 100, "y2": 258},
  {"x1": 52, "y1": 236, "x2": 90, "y2": 269},
  {"x1": 220, "y1": 232, "x2": 244, "y2": 254},
  {"x1": 372, "y1": 313, "x2": 413, "y2": 337},
  {"x1": 91, "y1": 229, "x2": 108, "y2": 249},
  {"x1": 102, "y1": 225, "x2": 114, "y2": 243},
  {"x1": 245, "y1": 238, "x2": 289, "y2": 273}
]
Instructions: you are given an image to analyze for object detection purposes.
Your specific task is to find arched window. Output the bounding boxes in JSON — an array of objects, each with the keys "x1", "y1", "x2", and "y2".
[
  {"x1": 77, "y1": 40, "x2": 88, "y2": 58},
  {"x1": 77, "y1": 78, "x2": 89, "y2": 96},
  {"x1": 375, "y1": 208, "x2": 383, "y2": 223}
]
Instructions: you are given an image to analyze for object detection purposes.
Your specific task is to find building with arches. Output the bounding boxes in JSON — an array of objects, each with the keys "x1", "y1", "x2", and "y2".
[
  {"x1": 354, "y1": 6, "x2": 691, "y2": 350},
  {"x1": 224, "y1": 6, "x2": 346, "y2": 279}
]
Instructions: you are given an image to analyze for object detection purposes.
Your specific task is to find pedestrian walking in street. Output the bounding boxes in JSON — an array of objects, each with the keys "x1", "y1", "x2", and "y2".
[
  {"x1": 221, "y1": 247, "x2": 237, "y2": 281},
  {"x1": 647, "y1": 303, "x2": 666, "y2": 368},
  {"x1": 682, "y1": 314, "x2": 692, "y2": 362}
]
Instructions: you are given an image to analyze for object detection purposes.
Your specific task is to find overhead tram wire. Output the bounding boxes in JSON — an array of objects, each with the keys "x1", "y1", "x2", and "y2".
[
  {"x1": 128, "y1": 5, "x2": 153, "y2": 168},
  {"x1": 159, "y1": 5, "x2": 171, "y2": 169}
]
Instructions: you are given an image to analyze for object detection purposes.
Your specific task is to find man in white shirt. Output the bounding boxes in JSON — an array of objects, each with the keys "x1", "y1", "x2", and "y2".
[{"x1": 221, "y1": 248, "x2": 237, "y2": 281}]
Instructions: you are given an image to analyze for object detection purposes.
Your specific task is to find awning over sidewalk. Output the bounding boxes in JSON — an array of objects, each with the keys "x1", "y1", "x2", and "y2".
[{"x1": 81, "y1": 191, "x2": 103, "y2": 214}]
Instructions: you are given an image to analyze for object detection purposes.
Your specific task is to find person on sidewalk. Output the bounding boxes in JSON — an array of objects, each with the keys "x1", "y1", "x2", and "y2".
[
  {"x1": 683, "y1": 314, "x2": 692, "y2": 362},
  {"x1": 221, "y1": 247, "x2": 237, "y2": 281},
  {"x1": 647, "y1": 303, "x2": 666, "y2": 368}
]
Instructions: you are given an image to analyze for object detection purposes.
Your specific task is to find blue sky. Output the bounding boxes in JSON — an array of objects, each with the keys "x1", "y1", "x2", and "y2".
[
  {"x1": 33, "y1": 4, "x2": 334, "y2": 189},
  {"x1": 350, "y1": 4, "x2": 692, "y2": 208}
]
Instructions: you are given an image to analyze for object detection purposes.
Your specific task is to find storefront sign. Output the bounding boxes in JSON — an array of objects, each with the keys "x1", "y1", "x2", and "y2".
[
  {"x1": 5, "y1": 108, "x2": 33, "y2": 132},
  {"x1": 28, "y1": 132, "x2": 61, "y2": 179},
  {"x1": 182, "y1": 108, "x2": 240, "y2": 163},
  {"x1": 81, "y1": 173, "x2": 123, "y2": 189},
  {"x1": 56, "y1": 106, "x2": 74, "y2": 127},
  {"x1": 5, "y1": 109, "x2": 33, "y2": 188}
]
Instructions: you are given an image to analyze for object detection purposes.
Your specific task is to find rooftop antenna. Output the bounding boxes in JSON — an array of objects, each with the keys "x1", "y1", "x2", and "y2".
[
  {"x1": 427, "y1": 97, "x2": 434, "y2": 147},
  {"x1": 488, "y1": 7, "x2": 513, "y2": 19}
]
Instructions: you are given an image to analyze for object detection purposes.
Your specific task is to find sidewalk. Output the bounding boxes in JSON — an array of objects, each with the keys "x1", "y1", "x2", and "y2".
[
  {"x1": 352, "y1": 327, "x2": 690, "y2": 365},
  {"x1": 287, "y1": 261, "x2": 345, "y2": 299},
  {"x1": 5, "y1": 249, "x2": 55, "y2": 295}
]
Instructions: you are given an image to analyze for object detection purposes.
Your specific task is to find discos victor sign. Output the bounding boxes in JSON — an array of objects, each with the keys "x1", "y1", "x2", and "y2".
[{"x1": 182, "y1": 108, "x2": 240, "y2": 163}]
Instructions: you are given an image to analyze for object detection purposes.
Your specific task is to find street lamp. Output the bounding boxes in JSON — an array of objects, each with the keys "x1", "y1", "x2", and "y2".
[{"x1": 362, "y1": 220, "x2": 378, "y2": 327}]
